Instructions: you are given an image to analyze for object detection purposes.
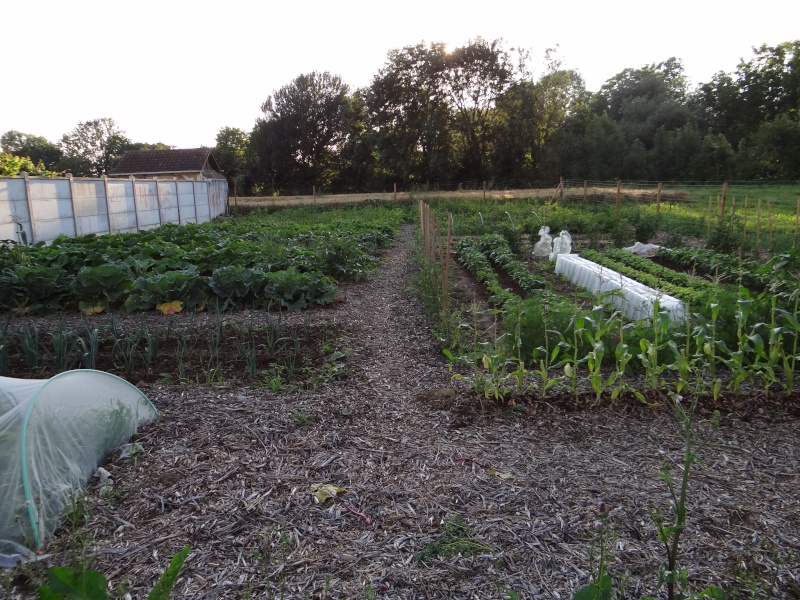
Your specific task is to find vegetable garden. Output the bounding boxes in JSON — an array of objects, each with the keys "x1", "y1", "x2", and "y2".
[{"x1": 1, "y1": 188, "x2": 799, "y2": 599}]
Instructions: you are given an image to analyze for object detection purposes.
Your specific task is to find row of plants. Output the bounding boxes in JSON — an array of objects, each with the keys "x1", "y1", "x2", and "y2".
[
  {"x1": 0, "y1": 313, "x2": 350, "y2": 389},
  {"x1": 446, "y1": 228, "x2": 800, "y2": 402},
  {"x1": 477, "y1": 234, "x2": 545, "y2": 293},
  {"x1": 0, "y1": 205, "x2": 406, "y2": 314}
]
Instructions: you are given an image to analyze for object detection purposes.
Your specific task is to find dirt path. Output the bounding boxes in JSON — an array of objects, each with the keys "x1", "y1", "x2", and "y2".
[{"x1": 6, "y1": 226, "x2": 800, "y2": 599}]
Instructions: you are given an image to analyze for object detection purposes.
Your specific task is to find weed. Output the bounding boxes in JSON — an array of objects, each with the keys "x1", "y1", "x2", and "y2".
[
  {"x1": 414, "y1": 515, "x2": 494, "y2": 562},
  {"x1": 291, "y1": 409, "x2": 312, "y2": 426}
]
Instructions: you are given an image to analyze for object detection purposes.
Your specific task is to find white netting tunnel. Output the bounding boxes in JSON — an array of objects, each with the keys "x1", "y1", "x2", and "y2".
[{"x1": 0, "y1": 370, "x2": 158, "y2": 566}]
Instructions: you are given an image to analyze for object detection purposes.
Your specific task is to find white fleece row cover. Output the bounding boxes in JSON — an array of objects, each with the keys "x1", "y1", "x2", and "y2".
[
  {"x1": 0, "y1": 371, "x2": 157, "y2": 566},
  {"x1": 555, "y1": 254, "x2": 686, "y2": 322}
]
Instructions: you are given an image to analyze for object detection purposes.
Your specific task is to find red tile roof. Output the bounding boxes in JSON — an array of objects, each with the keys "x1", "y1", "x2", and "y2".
[{"x1": 111, "y1": 148, "x2": 224, "y2": 177}]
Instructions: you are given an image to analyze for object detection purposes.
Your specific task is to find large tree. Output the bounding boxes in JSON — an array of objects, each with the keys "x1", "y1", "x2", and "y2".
[
  {"x1": 367, "y1": 42, "x2": 452, "y2": 183},
  {"x1": 214, "y1": 126, "x2": 250, "y2": 194},
  {"x1": 251, "y1": 72, "x2": 349, "y2": 191},
  {"x1": 442, "y1": 37, "x2": 514, "y2": 179},
  {"x1": 59, "y1": 118, "x2": 131, "y2": 176},
  {"x1": 0, "y1": 131, "x2": 63, "y2": 171}
]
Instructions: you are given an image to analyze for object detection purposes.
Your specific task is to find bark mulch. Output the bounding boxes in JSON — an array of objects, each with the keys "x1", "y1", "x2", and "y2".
[{"x1": 4, "y1": 225, "x2": 799, "y2": 599}]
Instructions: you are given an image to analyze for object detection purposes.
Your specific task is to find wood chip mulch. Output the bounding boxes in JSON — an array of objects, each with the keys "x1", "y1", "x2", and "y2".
[{"x1": 5, "y1": 225, "x2": 800, "y2": 599}]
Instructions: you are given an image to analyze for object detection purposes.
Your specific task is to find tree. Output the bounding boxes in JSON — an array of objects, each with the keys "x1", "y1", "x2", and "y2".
[
  {"x1": 0, "y1": 153, "x2": 56, "y2": 177},
  {"x1": 59, "y1": 118, "x2": 131, "y2": 176},
  {"x1": 251, "y1": 72, "x2": 350, "y2": 191},
  {"x1": 214, "y1": 127, "x2": 250, "y2": 194},
  {"x1": 443, "y1": 37, "x2": 514, "y2": 179},
  {"x1": 1, "y1": 131, "x2": 63, "y2": 171},
  {"x1": 491, "y1": 49, "x2": 587, "y2": 181},
  {"x1": 597, "y1": 58, "x2": 694, "y2": 151},
  {"x1": 367, "y1": 41, "x2": 452, "y2": 183}
]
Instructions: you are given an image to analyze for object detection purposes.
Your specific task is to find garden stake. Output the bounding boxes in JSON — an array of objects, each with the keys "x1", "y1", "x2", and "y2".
[
  {"x1": 743, "y1": 196, "x2": 748, "y2": 242},
  {"x1": 768, "y1": 198, "x2": 773, "y2": 250}
]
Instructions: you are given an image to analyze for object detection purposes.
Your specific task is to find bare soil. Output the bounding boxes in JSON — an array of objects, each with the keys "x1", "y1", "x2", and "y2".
[{"x1": 4, "y1": 226, "x2": 800, "y2": 599}]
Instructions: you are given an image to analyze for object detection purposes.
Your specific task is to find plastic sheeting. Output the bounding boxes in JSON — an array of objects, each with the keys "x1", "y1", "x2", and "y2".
[
  {"x1": 0, "y1": 371, "x2": 157, "y2": 565},
  {"x1": 555, "y1": 254, "x2": 686, "y2": 322}
]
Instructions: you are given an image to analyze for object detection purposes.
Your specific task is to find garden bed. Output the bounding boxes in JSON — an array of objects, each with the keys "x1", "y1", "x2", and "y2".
[{"x1": 3, "y1": 224, "x2": 798, "y2": 599}]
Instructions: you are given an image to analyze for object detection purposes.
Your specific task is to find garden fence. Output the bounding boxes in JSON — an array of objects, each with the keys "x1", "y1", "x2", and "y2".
[{"x1": 0, "y1": 175, "x2": 228, "y2": 244}]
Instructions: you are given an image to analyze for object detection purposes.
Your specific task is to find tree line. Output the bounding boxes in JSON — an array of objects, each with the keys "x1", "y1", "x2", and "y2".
[{"x1": 3, "y1": 39, "x2": 799, "y2": 191}]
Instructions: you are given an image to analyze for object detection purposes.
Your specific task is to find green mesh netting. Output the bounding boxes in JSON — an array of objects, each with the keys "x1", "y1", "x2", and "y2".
[{"x1": 0, "y1": 370, "x2": 157, "y2": 565}]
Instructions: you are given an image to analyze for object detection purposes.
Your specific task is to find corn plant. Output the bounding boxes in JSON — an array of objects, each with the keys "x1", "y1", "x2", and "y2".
[
  {"x1": 637, "y1": 302, "x2": 671, "y2": 392},
  {"x1": 692, "y1": 304, "x2": 722, "y2": 401},
  {"x1": 557, "y1": 314, "x2": 585, "y2": 401},
  {"x1": 582, "y1": 307, "x2": 618, "y2": 403},
  {"x1": 531, "y1": 300, "x2": 561, "y2": 396}
]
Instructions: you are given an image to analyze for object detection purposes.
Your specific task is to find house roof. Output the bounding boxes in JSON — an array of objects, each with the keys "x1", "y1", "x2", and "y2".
[{"x1": 110, "y1": 148, "x2": 224, "y2": 177}]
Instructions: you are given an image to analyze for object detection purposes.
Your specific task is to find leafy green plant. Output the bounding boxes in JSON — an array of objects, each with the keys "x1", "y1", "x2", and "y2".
[
  {"x1": 69, "y1": 264, "x2": 133, "y2": 311},
  {"x1": 76, "y1": 324, "x2": 99, "y2": 371},
  {"x1": 38, "y1": 545, "x2": 190, "y2": 600},
  {"x1": 647, "y1": 395, "x2": 721, "y2": 600}
]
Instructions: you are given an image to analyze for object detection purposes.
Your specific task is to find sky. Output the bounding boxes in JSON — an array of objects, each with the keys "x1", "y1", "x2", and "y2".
[{"x1": 2, "y1": 0, "x2": 799, "y2": 150}]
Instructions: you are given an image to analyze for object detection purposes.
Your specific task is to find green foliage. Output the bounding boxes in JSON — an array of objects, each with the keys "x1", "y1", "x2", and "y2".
[
  {"x1": 0, "y1": 152, "x2": 57, "y2": 177},
  {"x1": 69, "y1": 264, "x2": 133, "y2": 307},
  {"x1": 125, "y1": 268, "x2": 209, "y2": 312},
  {"x1": 38, "y1": 545, "x2": 190, "y2": 600},
  {"x1": 414, "y1": 516, "x2": 494, "y2": 562}
]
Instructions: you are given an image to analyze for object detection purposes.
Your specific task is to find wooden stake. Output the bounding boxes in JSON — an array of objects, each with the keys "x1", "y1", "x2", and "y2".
[
  {"x1": 615, "y1": 180, "x2": 621, "y2": 218},
  {"x1": 707, "y1": 196, "x2": 713, "y2": 239},
  {"x1": 743, "y1": 196, "x2": 748, "y2": 242},
  {"x1": 794, "y1": 197, "x2": 800, "y2": 248},
  {"x1": 729, "y1": 196, "x2": 736, "y2": 233},
  {"x1": 768, "y1": 199, "x2": 774, "y2": 250},
  {"x1": 720, "y1": 181, "x2": 728, "y2": 218},
  {"x1": 483, "y1": 180, "x2": 486, "y2": 201},
  {"x1": 756, "y1": 198, "x2": 762, "y2": 254},
  {"x1": 559, "y1": 176, "x2": 564, "y2": 198},
  {"x1": 313, "y1": 185, "x2": 317, "y2": 204},
  {"x1": 656, "y1": 182, "x2": 662, "y2": 214},
  {"x1": 583, "y1": 180, "x2": 587, "y2": 201},
  {"x1": 393, "y1": 182, "x2": 397, "y2": 202}
]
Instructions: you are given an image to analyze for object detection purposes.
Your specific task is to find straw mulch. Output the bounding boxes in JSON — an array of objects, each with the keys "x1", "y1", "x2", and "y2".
[{"x1": 5, "y1": 225, "x2": 799, "y2": 599}]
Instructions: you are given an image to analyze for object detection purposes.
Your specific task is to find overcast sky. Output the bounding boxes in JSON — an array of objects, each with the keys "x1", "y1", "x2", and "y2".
[{"x1": 2, "y1": 0, "x2": 798, "y2": 150}]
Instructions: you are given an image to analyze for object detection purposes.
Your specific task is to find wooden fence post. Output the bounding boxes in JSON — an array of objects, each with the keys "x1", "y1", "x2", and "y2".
[
  {"x1": 393, "y1": 182, "x2": 397, "y2": 202},
  {"x1": 559, "y1": 177, "x2": 564, "y2": 198},
  {"x1": 483, "y1": 181, "x2": 486, "y2": 201},
  {"x1": 656, "y1": 182, "x2": 662, "y2": 214},
  {"x1": 583, "y1": 180, "x2": 587, "y2": 201},
  {"x1": 615, "y1": 180, "x2": 621, "y2": 218},
  {"x1": 313, "y1": 185, "x2": 317, "y2": 204},
  {"x1": 706, "y1": 196, "x2": 713, "y2": 239}
]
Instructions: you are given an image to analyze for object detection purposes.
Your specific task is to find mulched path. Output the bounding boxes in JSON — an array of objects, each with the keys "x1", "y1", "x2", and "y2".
[{"x1": 4, "y1": 225, "x2": 800, "y2": 599}]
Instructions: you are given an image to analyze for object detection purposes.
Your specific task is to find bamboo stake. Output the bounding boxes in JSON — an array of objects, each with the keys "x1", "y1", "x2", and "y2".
[
  {"x1": 743, "y1": 196, "x2": 748, "y2": 242},
  {"x1": 795, "y1": 197, "x2": 800, "y2": 248},
  {"x1": 720, "y1": 181, "x2": 728, "y2": 218},
  {"x1": 756, "y1": 198, "x2": 762, "y2": 255},
  {"x1": 768, "y1": 199, "x2": 774, "y2": 250},
  {"x1": 656, "y1": 182, "x2": 662, "y2": 214}
]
